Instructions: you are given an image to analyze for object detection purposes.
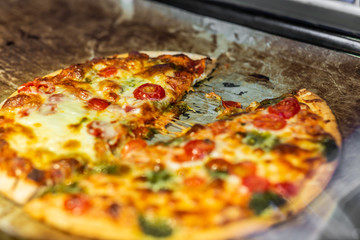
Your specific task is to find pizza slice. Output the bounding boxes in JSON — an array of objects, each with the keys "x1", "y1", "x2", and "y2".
[
  {"x1": 0, "y1": 51, "x2": 216, "y2": 204},
  {"x1": 24, "y1": 89, "x2": 341, "y2": 240}
]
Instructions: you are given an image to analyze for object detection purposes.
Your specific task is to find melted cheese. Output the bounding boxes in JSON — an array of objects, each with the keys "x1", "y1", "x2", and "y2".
[{"x1": 8, "y1": 98, "x2": 97, "y2": 167}]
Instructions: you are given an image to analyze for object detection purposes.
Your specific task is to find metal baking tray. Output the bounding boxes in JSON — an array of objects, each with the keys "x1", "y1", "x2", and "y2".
[{"x1": 0, "y1": 0, "x2": 360, "y2": 239}]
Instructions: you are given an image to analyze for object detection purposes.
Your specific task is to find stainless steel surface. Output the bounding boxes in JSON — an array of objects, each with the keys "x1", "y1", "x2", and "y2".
[
  {"x1": 0, "y1": 0, "x2": 360, "y2": 239},
  {"x1": 154, "y1": 0, "x2": 360, "y2": 56},
  {"x1": 211, "y1": 0, "x2": 360, "y2": 36}
]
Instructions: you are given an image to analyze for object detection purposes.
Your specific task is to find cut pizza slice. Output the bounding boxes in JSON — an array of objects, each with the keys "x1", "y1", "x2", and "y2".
[
  {"x1": 0, "y1": 51, "x2": 216, "y2": 204},
  {"x1": 24, "y1": 89, "x2": 341, "y2": 240}
]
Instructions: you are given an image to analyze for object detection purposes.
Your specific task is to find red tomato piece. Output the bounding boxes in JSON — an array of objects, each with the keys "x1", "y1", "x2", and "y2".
[
  {"x1": 268, "y1": 97, "x2": 300, "y2": 119},
  {"x1": 64, "y1": 195, "x2": 92, "y2": 215},
  {"x1": 18, "y1": 80, "x2": 55, "y2": 94},
  {"x1": 121, "y1": 139, "x2": 147, "y2": 157},
  {"x1": 190, "y1": 59, "x2": 205, "y2": 75},
  {"x1": 184, "y1": 176, "x2": 206, "y2": 187},
  {"x1": 230, "y1": 161, "x2": 257, "y2": 177},
  {"x1": 184, "y1": 139, "x2": 215, "y2": 160},
  {"x1": 97, "y1": 66, "x2": 118, "y2": 77},
  {"x1": 133, "y1": 83, "x2": 165, "y2": 100},
  {"x1": 209, "y1": 120, "x2": 227, "y2": 136},
  {"x1": 253, "y1": 114, "x2": 286, "y2": 130},
  {"x1": 87, "y1": 121, "x2": 105, "y2": 138},
  {"x1": 222, "y1": 100, "x2": 242, "y2": 109},
  {"x1": 48, "y1": 93, "x2": 65, "y2": 103},
  {"x1": 273, "y1": 182, "x2": 298, "y2": 198},
  {"x1": 242, "y1": 175, "x2": 270, "y2": 192},
  {"x1": 88, "y1": 98, "x2": 110, "y2": 111},
  {"x1": 124, "y1": 105, "x2": 135, "y2": 112}
]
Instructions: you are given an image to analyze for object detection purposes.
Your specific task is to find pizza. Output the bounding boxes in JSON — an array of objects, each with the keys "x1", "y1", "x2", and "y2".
[
  {"x1": 0, "y1": 51, "x2": 215, "y2": 204},
  {"x1": 0, "y1": 51, "x2": 341, "y2": 240}
]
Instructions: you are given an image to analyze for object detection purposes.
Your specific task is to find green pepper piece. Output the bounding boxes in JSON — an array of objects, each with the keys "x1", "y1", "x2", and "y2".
[
  {"x1": 138, "y1": 215, "x2": 173, "y2": 238},
  {"x1": 243, "y1": 131, "x2": 279, "y2": 151},
  {"x1": 91, "y1": 163, "x2": 130, "y2": 175},
  {"x1": 41, "y1": 182, "x2": 82, "y2": 196},
  {"x1": 145, "y1": 169, "x2": 173, "y2": 192},
  {"x1": 259, "y1": 93, "x2": 293, "y2": 108},
  {"x1": 249, "y1": 191, "x2": 286, "y2": 215}
]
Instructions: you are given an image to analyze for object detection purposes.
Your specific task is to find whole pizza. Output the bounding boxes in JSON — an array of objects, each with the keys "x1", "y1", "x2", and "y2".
[{"x1": 0, "y1": 51, "x2": 341, "y2": 239}]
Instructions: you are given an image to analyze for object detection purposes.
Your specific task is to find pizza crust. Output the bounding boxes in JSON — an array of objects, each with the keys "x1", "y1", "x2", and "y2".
[
  {"x1": 114, "y1": 51, "x2": 216, "y2": 85},
  {"x1": 0, "y1": 172, "x2": 41, "y2": 205},
  {"x1": 295, "y1": 88, "x2": 341, "y2": 146},
  {"x1": 25, "y1": 199, "x2": 139, "y2": 240},
  {"x1": 275, "y1": 89, "x2": 341, "y2": 233}
]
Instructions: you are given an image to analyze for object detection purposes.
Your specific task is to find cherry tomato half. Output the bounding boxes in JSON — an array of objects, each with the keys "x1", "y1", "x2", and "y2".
[
  {"x1": 88, "y1": 98, "x2": 110, "y2": 111},
  {"x1": 268, "y1": 97, "x2": 300, "y2": 119},
  {"x1": 133, "y1": 83, "x2": 165, "y2": 100},
  {"x1": 184, "y1": 139, "x2": 215, "y2": 160},
  {"x1": 97, "y1": 66, "x2": 118, "y2": 77},
  {"x1": 273, "y1": 182, "x2": 298, "y2": 198},
  {"x1": 222, "y1": 100, "x2": 242, "y2": 109},
  {"x1": 121, "y1": 139, "x2": 147, "y2": 157},
  {"x1": 87, "y1": 121, "x2": 106, "y2": 138},
  {"x1": 18, "y1": 80, "x2": 55, "y2": 94},
  {"x1": 253, "y1": 114, "x2": 286, "y2": 130},
  {"x1": 64, "y1": 195, "x2": 92, "y2": 215},
  {"x1": 242, "y1": 175, "x2": 270, "y2": 192}
]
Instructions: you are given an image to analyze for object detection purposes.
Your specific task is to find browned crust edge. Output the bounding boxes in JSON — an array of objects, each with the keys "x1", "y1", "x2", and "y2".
[
  {"x1": 0, "y1": 172, "x2": 40, "y2": 205},
  {"x1": 295, "y1": 88, "x2": 341, "y2": 146},
  {"x1": 278, "y1": 88, "x2": 341, "y2": 228}
]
